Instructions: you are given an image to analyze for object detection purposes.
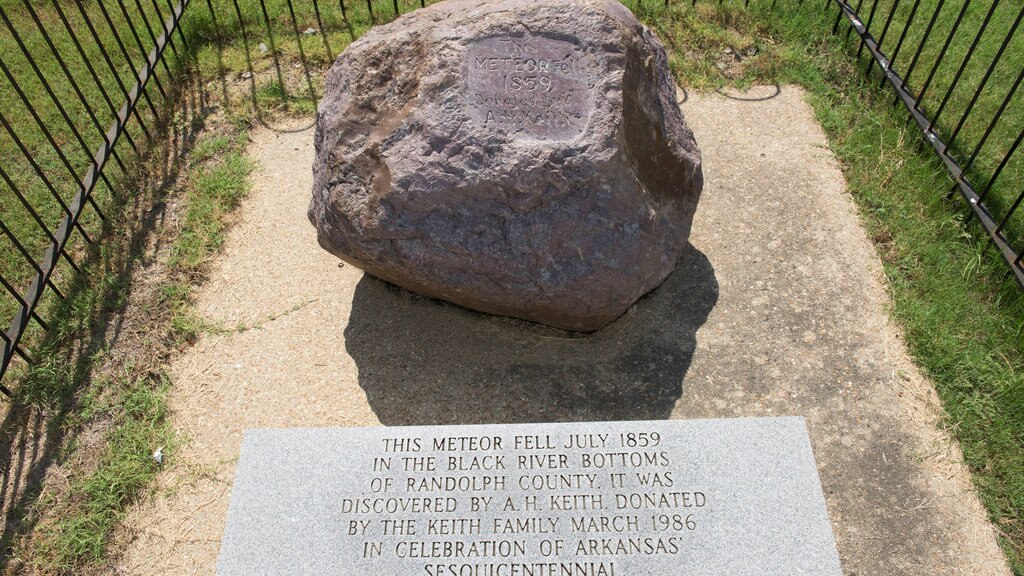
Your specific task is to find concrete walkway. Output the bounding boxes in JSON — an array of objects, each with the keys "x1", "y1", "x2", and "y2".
[{"x1": 117, "y1": 86, "x2": 1009, "y2": 575}]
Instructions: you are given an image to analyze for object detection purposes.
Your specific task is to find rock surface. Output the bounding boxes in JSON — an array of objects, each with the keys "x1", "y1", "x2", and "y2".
[{"x1": 309, "y1": 0, "x2": 702, "y2": 331}]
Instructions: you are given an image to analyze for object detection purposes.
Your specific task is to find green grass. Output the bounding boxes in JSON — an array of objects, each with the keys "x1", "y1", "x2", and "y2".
[
  {"x1": 0, "y1": 157, "x2": 177, "y2": 574},
  {"x1": 0, "y1": 0, "x2": 187, "y2": 375},
  {"x1": 623, "y1": 0, "x2": 1024, "y2": 571},
  {"x1": 183, "y1": 0, "x2": 427, "y2": 116},
  {"x1": 36, "y1": 125, "x2": 251, "y2": 570},
  {"x1": 163, "y1": 126, "x2": 253, "y2": 344},
  {"x1": 0, "y1": 1, "x2": 256, "y2": 570},
  {"x1": 33, "y1": 375, "x2": 173, "y2": 571},
  {"x1": 168, "y1": 133, "x2": 251, "y2": 273},
  {"x1": 14, "y1": 122, "x2": 253, "y2": 573},
  {"x1": 0, "y1": 0, "x2": 409, "y2": 373}
]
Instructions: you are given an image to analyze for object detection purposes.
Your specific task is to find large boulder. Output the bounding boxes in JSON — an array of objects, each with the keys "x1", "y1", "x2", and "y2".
[{"x1": 310, "y1": 0, "x2": 702, "y2": 331}]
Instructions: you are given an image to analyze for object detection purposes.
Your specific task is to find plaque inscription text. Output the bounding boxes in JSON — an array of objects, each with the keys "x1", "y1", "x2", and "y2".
[
  {"x1": 217, "y1": 419, "x2": 842, "y2": 576},
  {"x1": 343, "y1": 430, "x2": 703, "y2": 575}
]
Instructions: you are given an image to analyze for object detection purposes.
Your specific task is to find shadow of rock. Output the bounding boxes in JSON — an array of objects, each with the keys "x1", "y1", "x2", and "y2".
[{"x1": 344, "y1": 244, "x2": 718, "y2": 425}]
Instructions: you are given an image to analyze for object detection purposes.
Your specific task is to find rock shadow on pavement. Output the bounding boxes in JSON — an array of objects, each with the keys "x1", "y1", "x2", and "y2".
[{"x1": 344, "y1": 245, "x2": 717, "y2": 425}]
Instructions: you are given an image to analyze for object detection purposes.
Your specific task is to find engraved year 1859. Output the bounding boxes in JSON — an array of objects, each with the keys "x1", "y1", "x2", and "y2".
[{"x1": 501, "y1": 73, "x2": 553, "y2": 93}]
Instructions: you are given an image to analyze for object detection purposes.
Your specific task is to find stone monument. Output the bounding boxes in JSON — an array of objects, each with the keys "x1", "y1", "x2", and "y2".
[{"x1": 309, "y1": 0, "x2": 703, "y2": 331}]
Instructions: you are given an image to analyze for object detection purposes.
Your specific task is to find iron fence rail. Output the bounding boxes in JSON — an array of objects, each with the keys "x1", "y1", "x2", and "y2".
[
  {"x1": 834, "y1": 0, "x2": 1023, "y2": 288},
  {"x1": 0, "y1": 0, "x2": 1021, "y2": 394},
  {"x1": 0, "y1": 0, "x2": 191, "y2": 396}
]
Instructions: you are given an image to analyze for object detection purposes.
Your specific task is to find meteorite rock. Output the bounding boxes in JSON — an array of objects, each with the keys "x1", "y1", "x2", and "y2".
[{"x1": 309, "y1": 0, "x2": 703, "y2": 331}]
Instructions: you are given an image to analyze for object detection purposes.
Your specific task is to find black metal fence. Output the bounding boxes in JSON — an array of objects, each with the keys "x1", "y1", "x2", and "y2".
[
  {"x1": 0, "y1": 0, "x2": 191, "y2": 397},
  {"x1": 0, "y1": 0, "x2": 1021, "y2": 395},
  {"x1": 832, "y1": 0, "x2": 1024, "y2": 287}
]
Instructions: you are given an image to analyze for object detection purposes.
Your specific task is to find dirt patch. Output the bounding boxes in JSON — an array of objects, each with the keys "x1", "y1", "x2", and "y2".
[{"x1": 115, "y1": 85, "x2": 1008, "y2": 575}]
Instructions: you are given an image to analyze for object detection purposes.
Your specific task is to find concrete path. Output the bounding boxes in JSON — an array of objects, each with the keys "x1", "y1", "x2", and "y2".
[{"x1": 116, "y1": 86, "x2": 1009, "y2": 575}]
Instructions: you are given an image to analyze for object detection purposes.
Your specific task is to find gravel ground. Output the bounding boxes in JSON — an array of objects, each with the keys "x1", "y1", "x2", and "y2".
[{"x1": 116, "y1": 85, "x2": 1009, "y2": 575}]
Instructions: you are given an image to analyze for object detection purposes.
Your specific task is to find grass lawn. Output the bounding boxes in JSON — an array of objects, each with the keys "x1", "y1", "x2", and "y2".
[{"x1": 0, "y1": 0, "x2": 1021, "y2": 573}]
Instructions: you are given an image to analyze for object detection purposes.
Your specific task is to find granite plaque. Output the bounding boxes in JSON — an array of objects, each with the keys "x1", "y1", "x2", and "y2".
[{"x1": 217, "y1": 418, "x2": 842, "y2": 575}]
